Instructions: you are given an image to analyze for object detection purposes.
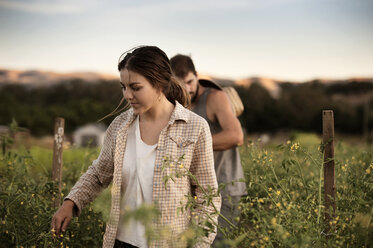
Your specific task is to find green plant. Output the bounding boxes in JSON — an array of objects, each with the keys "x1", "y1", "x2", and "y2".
[
  {"x1": 1, "y1": 132, "x2": 372, "y2": 247},
  {"x1": 0, "y1": 149, "x2": 105, "y2": 247}
]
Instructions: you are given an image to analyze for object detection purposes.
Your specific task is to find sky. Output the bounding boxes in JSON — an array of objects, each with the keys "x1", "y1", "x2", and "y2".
[{"x1": 0, "y1": 0, "x2": 372, "y2": 81}]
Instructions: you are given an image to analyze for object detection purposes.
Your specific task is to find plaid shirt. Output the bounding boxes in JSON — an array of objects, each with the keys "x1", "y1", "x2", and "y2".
[{"x1": 66, "y1": 101, "x2": 221, "y2": 248}]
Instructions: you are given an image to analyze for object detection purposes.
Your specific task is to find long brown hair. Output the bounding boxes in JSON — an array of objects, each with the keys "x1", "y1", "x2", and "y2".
[{"x1": 100, "y1": 46, "x2": 190, "y2": 121}]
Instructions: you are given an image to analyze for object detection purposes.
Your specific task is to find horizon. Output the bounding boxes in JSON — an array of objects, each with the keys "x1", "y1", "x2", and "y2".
[
  {"x1": 1, "y1": 0, "x2": 373, "y2": 81},
  {"x1": 2, "y1": 66, "x2": 373, "y2": 84}
]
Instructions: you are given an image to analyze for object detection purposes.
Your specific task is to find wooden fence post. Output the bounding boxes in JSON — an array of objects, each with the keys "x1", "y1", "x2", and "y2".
[
  {"x1": 52, "y1": 117, "x2": 65, "y2": 209},
  {"x1": 322, "y1": 110, "x2": 336, "y2": 231}
]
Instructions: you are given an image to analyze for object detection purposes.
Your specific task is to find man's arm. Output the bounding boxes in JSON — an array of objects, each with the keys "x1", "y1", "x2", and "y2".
[{"x1": 207, "y1": 90, "x2": 244, "y2": 151}]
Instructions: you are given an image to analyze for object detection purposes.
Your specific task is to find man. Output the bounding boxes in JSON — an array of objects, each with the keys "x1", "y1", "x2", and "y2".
[{"x1": 170, "y1": 54, "x2": 247, "y2": 246}]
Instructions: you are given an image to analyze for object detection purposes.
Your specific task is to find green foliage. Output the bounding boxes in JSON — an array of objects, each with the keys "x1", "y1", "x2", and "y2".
[
  {"x1": 1, "y1": 80, "x2": 373, "y2": 136},
  {"x1": 0, "y1": 118, "x2": 27, "y2": 155},
  {"x1": 0, "y1": 80, "x2": 123, "y2": 136},
  {"x1": 235, "y1": 137, "x2": 373, "y2": 247},
  {"x1": 0, "y1": 128, "x2": 105, "y2": 247},
  {"x1": 0, "y1": 150, "x2": 105, "y2": 247},
  {"x1": 0, "y1": 132, "x2": 372, "y2": 247},
  {"x1": 235, "y1": 81, "x2": 373, "y2": 134}
]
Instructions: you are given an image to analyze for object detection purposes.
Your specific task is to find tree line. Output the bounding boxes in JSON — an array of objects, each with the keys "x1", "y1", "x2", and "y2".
[
  {"x1": 0, "y1": 79, "x2": 372, "y2": 136},
  {"x1": 236, "y1": 80, "x2": 373, "y2": 135}
]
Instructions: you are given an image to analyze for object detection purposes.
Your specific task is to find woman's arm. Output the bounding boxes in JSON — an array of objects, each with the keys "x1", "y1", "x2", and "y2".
[
  {"x1": 51, "y1": 117, "x2": 119, "y2": 235},
  {"x1": 65, "y1": 120, "x2": 117, "y2": 216}
]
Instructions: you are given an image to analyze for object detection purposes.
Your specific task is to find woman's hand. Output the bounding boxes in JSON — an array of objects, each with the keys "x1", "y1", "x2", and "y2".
[{"x1": 51, "y1": 199, "x2": 75, "y2": 236}]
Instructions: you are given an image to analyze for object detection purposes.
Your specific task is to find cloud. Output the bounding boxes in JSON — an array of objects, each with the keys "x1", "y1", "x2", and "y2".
[{"x1": 0, "y1": 0, "x2": 96, "y2": 14}]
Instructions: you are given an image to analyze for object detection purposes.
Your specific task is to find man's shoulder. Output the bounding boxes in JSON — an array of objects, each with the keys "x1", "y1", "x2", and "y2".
[
  {"x1": 184, "y1": 107, "x2": 208, "y2": 124},
  {"x1": 206, "y1": 88, "x2": 230, "y2": 106},
  {"x1": 178, "y1": 106, "x2": 210, "y2": 130}
]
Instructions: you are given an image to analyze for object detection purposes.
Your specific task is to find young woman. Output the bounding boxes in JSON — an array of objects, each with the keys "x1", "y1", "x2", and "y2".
[{"x1": 51, "y1": 46, "x2": 221, "y2": 248}]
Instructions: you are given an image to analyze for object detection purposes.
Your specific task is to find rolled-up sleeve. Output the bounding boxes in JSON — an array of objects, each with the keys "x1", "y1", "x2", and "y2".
[{"x1": 65, "y1": 119, "x2": 117, "y2": 216}]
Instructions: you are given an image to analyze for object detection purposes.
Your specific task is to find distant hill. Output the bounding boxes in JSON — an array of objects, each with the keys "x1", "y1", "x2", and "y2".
[
  {"x1": 1, "y1": 68, "x2": 372, "y2": 98},
  {"x1": 0, "y1": 68, "x2": 117, "y2": 87}
]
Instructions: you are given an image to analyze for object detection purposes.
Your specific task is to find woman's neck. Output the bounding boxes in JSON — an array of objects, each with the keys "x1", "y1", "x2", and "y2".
[{"x1": 139, "y1": 96, "x2": 174, "y2": 123}]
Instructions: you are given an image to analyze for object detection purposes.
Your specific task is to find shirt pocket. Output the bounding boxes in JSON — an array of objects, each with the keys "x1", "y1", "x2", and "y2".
[
  {"x1": 166, "y1": 134, "x2": 196, "y2": 169},
  {"x1": 169, "y1": 135, "x2": 196, "y2": 148}
]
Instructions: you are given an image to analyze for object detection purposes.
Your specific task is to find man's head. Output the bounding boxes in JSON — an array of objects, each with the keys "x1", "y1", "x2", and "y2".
[{"x1": 170, "y1": 54, "x2": 199, "y2": 102}]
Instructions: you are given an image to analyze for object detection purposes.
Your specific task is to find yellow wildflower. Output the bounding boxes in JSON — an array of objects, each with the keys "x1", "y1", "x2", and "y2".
[
  {"x1": 276, "y1": 191, "x2": 281, "y2": 196},
  {"x1": 366, "y1": 168, "x2": 371, "y2": 174},
  {"x1": 271, "y1": 218, "x2": 277, "y2": 225}
]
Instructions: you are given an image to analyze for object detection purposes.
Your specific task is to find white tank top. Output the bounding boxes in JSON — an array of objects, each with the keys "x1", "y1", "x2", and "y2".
[{"x1": 116, "y1": 116, "x2": 157, "y2": 247}]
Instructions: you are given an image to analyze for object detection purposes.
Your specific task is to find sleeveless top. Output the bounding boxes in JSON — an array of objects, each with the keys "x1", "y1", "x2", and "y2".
[{"x1": 192, "y1": 88, "x2": 246, "y2": 197}]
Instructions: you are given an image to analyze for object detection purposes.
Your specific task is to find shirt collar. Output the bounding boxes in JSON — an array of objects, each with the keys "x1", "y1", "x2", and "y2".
[
  {"x1": 126, "y1": 100, "x2": 189, "y2": 125},
  {"x1": 169, "y1": 101, "x2": 189, "y2": 124}
]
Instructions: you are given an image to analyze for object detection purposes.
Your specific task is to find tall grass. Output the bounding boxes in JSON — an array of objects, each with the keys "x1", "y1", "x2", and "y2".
[{"x1": 1, "y1": 132, "x2": 372, "y2": 247}]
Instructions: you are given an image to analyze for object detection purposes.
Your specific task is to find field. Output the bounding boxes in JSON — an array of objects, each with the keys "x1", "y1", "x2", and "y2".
[{"x1": 0, "y1": 131, "x2": 372, "y2": 247}]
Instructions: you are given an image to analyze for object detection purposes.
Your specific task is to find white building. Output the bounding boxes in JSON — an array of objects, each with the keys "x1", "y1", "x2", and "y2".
[{"x1": 73, "y1": 123, "x2": 106, "y2": 147}]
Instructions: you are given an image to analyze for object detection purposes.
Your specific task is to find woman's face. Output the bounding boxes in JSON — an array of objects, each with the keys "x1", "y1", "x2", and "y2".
[{"x1": 120, "y1": 69, "x2": 161, "y2": 115}]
